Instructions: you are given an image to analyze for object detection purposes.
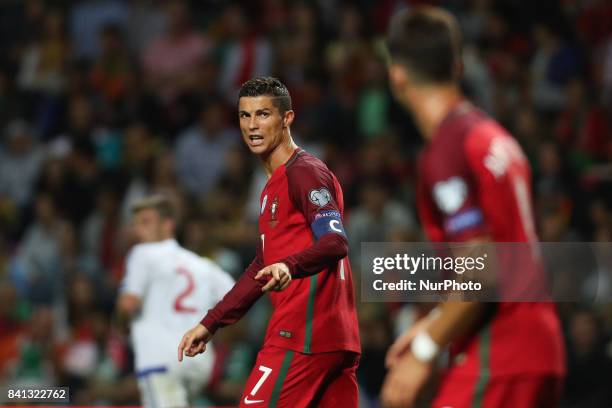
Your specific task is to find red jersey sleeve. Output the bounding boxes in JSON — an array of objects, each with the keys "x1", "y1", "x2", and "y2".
[
  {"x1": 282, "y1": 160, "x2": 348, "y2": 278},
  {"x1": 423, "y1": 121, "x2": 535, "y2": 243},
  {"x1": 286, "y1": 162, "x2": 346, "y2": 236},
  {"x1": 424, "y1": 170, "x2": 488, "y2": 242},
  {"x1": 417, "y1": 160, "x2": 446, "y2": 243},
  {"x1": 200, "y1": 242, "x2": 265, "y2": 334},
  {"x1": 464, "y1": 122, "x2": 537, "y2": 242}
]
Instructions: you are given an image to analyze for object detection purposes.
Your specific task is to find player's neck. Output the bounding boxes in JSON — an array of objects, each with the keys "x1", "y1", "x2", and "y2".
[
  {"x1": 261, "y1": 134, "x2": 298, "y2": 177},
  {"x1": 409, "y1": 85, "x2": 462, "y2": 142}
]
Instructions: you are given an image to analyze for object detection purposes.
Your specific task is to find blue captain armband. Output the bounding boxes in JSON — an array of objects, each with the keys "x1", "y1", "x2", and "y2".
[{"x1": 311, "y1": 210, "x2": 346, "y2": 240}]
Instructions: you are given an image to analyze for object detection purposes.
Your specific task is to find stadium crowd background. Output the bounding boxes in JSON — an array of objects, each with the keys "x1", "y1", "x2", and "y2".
[{"x1": 0, "y1": 0, "x2": 611, "y2": 406}]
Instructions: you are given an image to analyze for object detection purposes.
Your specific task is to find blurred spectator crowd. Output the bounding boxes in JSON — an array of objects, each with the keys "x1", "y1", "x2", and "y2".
[{"x1": 0, "y1": 0, "x2": 611, "y2": 406}]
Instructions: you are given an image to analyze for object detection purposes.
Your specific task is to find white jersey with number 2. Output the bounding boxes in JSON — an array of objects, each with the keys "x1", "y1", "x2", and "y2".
[{"x1": 121, "y1": 239, "x2": 234, "y2": 373}]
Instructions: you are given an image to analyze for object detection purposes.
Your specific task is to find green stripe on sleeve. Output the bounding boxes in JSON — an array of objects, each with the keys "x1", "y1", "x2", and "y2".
[
  {"x1": 471, "y1": 325, "x2": 491, "y2": 408},
  {"x1": 303, "y1": 275, "x2": 318, "y2": 354},
  {"x1": 269, "y1": 350, "x2": 294, "y2": 408}
]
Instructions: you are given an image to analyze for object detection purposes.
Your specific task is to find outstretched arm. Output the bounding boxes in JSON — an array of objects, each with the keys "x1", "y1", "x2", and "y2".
[
  {"x1": 254, "y1": 233, "x2": 347, "y2": 291},
  {"x1": 178, "y1": 247, "x2": 266, "y2": 362},
  {"x1": 282, "y1": 233, "x2": 348, "y2": 278},
  {"x1": 278, "y1": 160, "x2": 349, "y2": 280},
  {"x1": 200, "y1": 244, "x2": 266, "y2": 334}
]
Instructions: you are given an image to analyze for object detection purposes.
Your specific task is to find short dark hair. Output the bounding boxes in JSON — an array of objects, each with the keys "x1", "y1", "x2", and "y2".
[
  {"x1": 387, "y1": 7, "x2": 462, "y2": 84},
  {"x1": 238, "y1": 76, "x2": 292, "y2": 114},
  {"x1": 131, "y1": 195, "x2": 175, "y2": 220}
]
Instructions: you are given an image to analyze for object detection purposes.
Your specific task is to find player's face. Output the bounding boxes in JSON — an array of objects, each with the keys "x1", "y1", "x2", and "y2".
[
  {"x1": 133, "y1": 208, "x2": 164, "y2": 243},
  {"x1": 238, "y1": 96, "x2": 292, "y2": 156}
]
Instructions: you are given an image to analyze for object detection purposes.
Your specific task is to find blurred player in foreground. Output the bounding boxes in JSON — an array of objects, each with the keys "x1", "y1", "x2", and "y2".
[
  {"x1": 117, "y1": 195, "x2": 234, "y2": 408},
  {"x1": 178, "y1": 77, "x2": 361, "y2": 407},
  {"x1": 381, "y1": 7, "x2": 565, "y2": 408}
]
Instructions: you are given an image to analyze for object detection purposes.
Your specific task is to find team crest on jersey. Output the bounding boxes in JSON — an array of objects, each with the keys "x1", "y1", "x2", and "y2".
[
  {"x1": 279, "y1": 330, "x2": 292, "y2": 338},
  {"x1": 433, "y1": 176, "x2": 467, "y2": 214},
  {"x1": 268, "y1": 197, "x2": 279, "y2": 227},
  {"x1": 261, "y1": 195, "x2": 268, "y2": 215},
  {"x1": 309, "y1": 188, "x2": 331, "y2": 207}
]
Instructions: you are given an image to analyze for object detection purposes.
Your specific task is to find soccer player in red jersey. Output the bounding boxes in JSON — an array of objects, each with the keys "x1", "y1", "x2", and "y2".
[
  {"x1": 381, "y1": 7, "x2": 565, "y2": 408},
  {"x1": 177, "y1": 77, "x2": 361, "y2": 407}
]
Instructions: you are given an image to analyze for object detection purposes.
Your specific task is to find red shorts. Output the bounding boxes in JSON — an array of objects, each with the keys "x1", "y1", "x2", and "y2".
[
  {"x1": 238, "y1": 345, "x2": 360, "y2": 408},
  {"x1": 433, "y1": 373, "x2": 564, "y2": 408}
]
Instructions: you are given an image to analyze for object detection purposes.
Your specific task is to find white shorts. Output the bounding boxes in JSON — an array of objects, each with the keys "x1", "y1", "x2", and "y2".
[{"x1": 137, "y1": 354, "x2": 214, "y2": 408}]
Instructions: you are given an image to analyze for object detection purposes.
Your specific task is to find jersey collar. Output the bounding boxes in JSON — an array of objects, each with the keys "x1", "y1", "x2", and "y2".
[
  {"x1": 267, "y1": 147, "x2": 304, "y2": 182},
  {"x1": 159, "y1": 238, "x2": 179, "y2": 247},
  {"x1": 430, "y1": 100, "x2": 473, "y2": 144}
]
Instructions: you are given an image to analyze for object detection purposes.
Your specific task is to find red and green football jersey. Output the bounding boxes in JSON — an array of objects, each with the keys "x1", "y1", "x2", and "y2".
[
  {"x1": 202, "y1": 148, "x2": 360, "y2": 355},
  {"x1": 417, "y1": 102, "x2": 565, "y2": 378}
]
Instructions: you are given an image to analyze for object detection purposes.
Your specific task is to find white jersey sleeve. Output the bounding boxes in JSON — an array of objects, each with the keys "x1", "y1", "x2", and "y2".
[
  {"x1": 121, "y1": 245, "x2": 151, "y2": 297},
  {"x1": 204, "y1": 260, "x2": 235, "y2": 303}
]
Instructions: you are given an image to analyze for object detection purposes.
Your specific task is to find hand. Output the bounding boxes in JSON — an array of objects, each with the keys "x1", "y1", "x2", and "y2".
[
  {"x1": 177, "y1": 324, "x2": 212, "y2": 362},
  {"x1": 255, "y1": 263, "x2": 292, "y2": 292},
  {"x1": 381, "y1": 352, "x2": 433, "y2": 408},
  {"x1": 385, "y1": 317, "x2": 430, "y2": 368}
]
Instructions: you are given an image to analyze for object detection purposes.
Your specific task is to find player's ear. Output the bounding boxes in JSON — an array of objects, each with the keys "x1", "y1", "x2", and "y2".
[
  {"x1": 283, "y1": 110, "x2": 295, "y2": 128},
  {"x1": 388, "y1": 63, "x2": 415, "y2": 110},
  {"x1": 388, "y1": 63, "x2": 409, "y2": 91}
]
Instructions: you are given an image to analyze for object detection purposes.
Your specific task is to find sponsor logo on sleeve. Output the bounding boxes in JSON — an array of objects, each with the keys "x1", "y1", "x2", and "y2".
[
  {"x1": 433, "y1": 177, "x2": 467, "y2": 214},
  {"x1": 308, "y1": 188, "x2": 332, "y2": 207},
  {"x1": 314, "y1": 210, "x2": 341, "y2": 220},
  {"x1": 444, "y1": 207, "x2": 484, "y2": 235},
  {"x1": 311, "y1": 211, "x2": 346, "y2": 239}
]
